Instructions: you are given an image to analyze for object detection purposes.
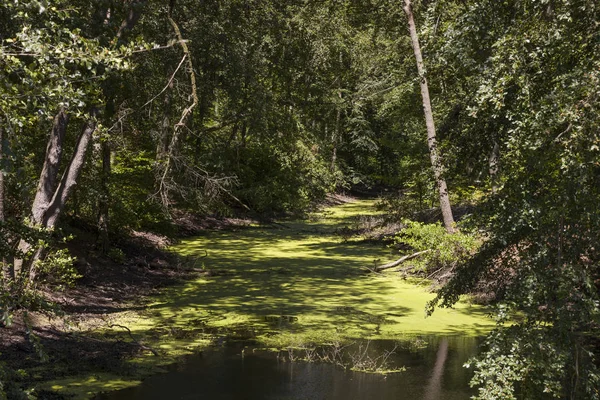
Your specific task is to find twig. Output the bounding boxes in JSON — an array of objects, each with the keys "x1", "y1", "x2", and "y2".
[
  {"x1": 554, "y1": 123, "x2": 572, "y2": 143},
  {"x1": 110, "y1": 324, "x2": 159, "y2": 356},
  {"x1": 142, "y1": 54, "x2": 187, "y2": 109}
]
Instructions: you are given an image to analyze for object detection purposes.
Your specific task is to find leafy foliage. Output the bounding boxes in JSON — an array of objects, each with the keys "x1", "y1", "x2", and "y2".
[{"x1": 395, "y1": 220, "x2": 480, "y2": 275}]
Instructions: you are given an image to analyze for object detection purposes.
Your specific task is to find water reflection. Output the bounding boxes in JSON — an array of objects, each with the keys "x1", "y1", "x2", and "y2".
[
  {"x1": 423, "y1": 338, "x2": 449, "y2": 400},
  {"x1": 96, "y1": 336, "x2": 479, "y2": 400}
]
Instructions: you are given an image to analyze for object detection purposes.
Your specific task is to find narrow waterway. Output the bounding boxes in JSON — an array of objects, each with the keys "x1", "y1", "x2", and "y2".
[{"x1": 49, "y1": 199, "x2": 493, "y2": 398}]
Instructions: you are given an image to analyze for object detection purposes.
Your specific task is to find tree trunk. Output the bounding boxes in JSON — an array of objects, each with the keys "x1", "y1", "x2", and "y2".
[
  {"x1": 97, "y1": 140, "x2": 111, "y2": 253},
  {"x1": 489, "y1": 140, "x2": 499, "y2": 195},
  {"x1": 329, "y1": 108, "x2": 341, "y2": 173},
  {"x1": 0, "y1": 119, "x2": 9, "y2": 284},
  {"x1": 331, "y1": 100, "x2": 341, "y2": 173},
  {"x1": 43, "y1": 118, "x2": 96, "y2": 229},
  {"x1": 156, "y1": 74, "x2": 173, "y2": 163},
  {"x1": 13, "y1": 110, "x2": 68, "y2": 278},
  {"x1": 13, "y1": 115, "x2": 96, "y2": 283},
  {"x1": 31, "y1": 109, "x2": 68, "y2": 225},
  {"x1": 0, "y1": 123, "x2": 4, "y2": 225},
  {"x1": 403, "y1": 0, "x2": 455, "y2": 233},
  {"x1": 28, "y1": 117, "x2": 96, "y2": 283}
]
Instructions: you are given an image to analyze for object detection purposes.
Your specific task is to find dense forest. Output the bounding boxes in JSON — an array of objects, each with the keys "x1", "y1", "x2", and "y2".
[{"x1": 1, "y1": 0, "x2": 599, "y2": 398}]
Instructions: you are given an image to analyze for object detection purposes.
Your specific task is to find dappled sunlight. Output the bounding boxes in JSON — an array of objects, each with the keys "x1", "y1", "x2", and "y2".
[
  {"x1": 48, "y1": 200, "x2": 494, "y2": 398},
  {"x1": 39, "y1": 374, "x2": 142, "y2": 400},
  {"x1": 144, "y1": 199, "x2": 494, "y2": 342}
]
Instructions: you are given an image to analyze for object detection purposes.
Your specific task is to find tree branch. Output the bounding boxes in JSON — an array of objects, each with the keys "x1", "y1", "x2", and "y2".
[
  {"x1": 369, "y1": 250, "x2": 431, "y2": 272},
  {"x1": 158, "y1": 13, "x2": 198, "y2": 210}
]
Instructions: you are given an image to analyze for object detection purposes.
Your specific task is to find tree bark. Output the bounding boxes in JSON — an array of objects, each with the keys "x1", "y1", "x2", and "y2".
[
  {"x1": 27, "y1": 117, "x2": 96, "y2": 283},
  {"x1": 403, "y1": 0, "x2": 455, "y2": 233},
  {"x1": 13, "y1": 110, "x2": 68, "y2": 278},
  {"x1": 43, "y1": 118, "x2": 96, "y2": 229},
  {"x1": 12, "y1": 116, "x2": 96, "y2": 283}
]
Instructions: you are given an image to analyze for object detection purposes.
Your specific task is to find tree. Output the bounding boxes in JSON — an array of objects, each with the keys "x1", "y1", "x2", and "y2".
[
  {"x1": 0, "y1": 0, "x2": 135, "y2": 286},
  {"x1": 427, "y1": 0, "x2": 600, "y2": 398},
  {"x1": 403, "y1": 0, "x2": 455, "y2": 233}
]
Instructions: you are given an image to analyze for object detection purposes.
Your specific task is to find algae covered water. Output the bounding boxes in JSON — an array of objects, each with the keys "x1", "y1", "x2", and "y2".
[
  {"x1": 45, "y1": 200, "x2": 494, "y2": 398},
  {"x1": 97, "y1": 336, "x2": 481, "y2": 400}
]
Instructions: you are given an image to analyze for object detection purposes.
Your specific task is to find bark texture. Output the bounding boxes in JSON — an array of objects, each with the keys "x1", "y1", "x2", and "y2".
[
  {"x1": 44, "y1": 119, "x2": 96, "y2": 229},
  {"x1": 403, "y1": 0, "x2": 455, "y2": 233}
]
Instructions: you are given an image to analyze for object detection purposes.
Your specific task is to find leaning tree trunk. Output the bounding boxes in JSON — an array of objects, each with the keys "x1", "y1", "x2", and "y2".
[
  {"x1": 42, "y1": 119, "x2": 96, "y2": 229},
  {"x1": 32, "y1": 109, "x2": 68, "y2": 225},
  {"x1": 13, "y1": 110, "x2": 68, "y2": 279},
  {"x1": 29, "y1": 117, "x2": 96, "y2": 284},
  {"x1": 403, "y1": 0, "x2": 455, "y2": 233}
]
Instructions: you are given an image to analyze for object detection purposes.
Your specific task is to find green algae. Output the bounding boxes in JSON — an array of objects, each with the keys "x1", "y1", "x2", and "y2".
[
  {"x1": 44, "y1": 199, "x2": 494, "y2": 397},
  {"x1": 38, "y1": 374, "x2": 141, "y2": 400},
  {"x1": 160, "y1": 200, "x2": 493, "y2": 341}
]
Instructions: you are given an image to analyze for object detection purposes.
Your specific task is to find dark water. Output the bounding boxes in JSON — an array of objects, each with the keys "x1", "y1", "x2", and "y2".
[{"x1": 96, "y1": 336, "x2": 480, "y2": 400}]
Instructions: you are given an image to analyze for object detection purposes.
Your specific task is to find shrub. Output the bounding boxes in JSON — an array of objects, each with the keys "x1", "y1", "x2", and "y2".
[{"x1": 395, "y1": 220, "x2": 481, "y2": 276}]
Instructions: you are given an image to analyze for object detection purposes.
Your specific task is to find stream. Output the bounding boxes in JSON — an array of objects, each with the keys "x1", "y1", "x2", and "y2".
[{"x1": 47, "y1": 200, "x2": 493, "y2": 398}]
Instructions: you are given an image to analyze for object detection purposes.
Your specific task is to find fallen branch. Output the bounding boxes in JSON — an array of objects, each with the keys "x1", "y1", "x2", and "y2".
[
  {"x1": 391, "y1": 264, "x2": 417, "y2": 273},
  {"x1": 370, "y1": 249, "x2": 431, "y2": 272},
  {"x1": 110, "y1": 324, "x2": 159, "y2": 356}
]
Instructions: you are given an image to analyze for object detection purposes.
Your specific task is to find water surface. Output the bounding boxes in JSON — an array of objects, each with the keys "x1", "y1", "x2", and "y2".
[{"x1": 97, "y1": 336, "x2": 480, "y2": 400}]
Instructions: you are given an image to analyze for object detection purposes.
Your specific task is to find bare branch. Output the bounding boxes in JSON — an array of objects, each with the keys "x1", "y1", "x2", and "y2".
[
  {"x1": 369, "y1": 250, "x2": 432, "y2": 273},
  {"x1": 158, "y1": 14, "x2": 199, "y2": 210},
  {"x1": 141, "y1": 54, "x2": 187, "y2": 109}
]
